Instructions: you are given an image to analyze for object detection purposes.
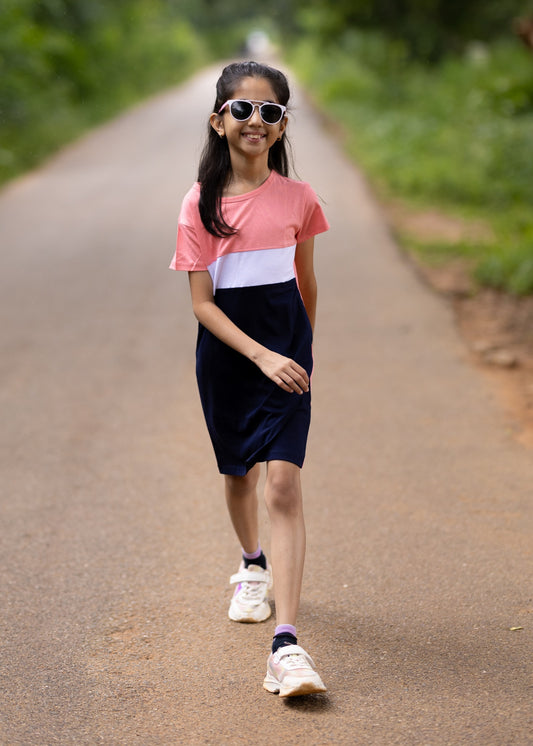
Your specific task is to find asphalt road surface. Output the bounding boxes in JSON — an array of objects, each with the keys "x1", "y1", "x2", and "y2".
[{"x1": 1, "y1": 64, "x2": 532, "y2": 745}]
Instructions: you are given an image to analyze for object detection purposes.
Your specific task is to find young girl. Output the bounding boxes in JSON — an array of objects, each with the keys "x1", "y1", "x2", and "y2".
[{"x1": 170, "y1": 61, "x2": 329, "y2": 697}]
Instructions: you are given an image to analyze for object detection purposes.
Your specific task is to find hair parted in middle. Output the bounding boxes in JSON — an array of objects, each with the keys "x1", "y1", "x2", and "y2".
[{"x1": 197, "y1": 61, "x2": 293, "y2": 238}]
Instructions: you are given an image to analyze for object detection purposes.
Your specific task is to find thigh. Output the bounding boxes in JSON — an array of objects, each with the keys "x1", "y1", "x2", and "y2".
[{"x1": 225, "y1": 462, "x2": 261, "y2": 498}]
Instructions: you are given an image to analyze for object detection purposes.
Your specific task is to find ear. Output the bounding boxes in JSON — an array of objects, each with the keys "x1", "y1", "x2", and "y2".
[{"x1": 210, "y1": 113, "x2": 225, "y2": 139}]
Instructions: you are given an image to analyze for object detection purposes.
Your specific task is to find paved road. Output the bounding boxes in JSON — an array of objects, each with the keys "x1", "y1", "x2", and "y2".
[{"x1": 1, "y1": 65, "x2": 531, "y2": 745}]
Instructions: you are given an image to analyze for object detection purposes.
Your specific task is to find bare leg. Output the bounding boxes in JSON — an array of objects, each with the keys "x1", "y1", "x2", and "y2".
[
  {"x1": 264, "y1": 460, "x2": 306, "y2": 626},
  {"x1": 224, "y1": 463, "x2": 261, "y2": 554}
]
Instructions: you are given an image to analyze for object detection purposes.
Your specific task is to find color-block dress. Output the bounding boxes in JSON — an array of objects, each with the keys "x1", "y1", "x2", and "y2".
[{"x1": 170, "y1": 170, "x2": 329, "y2": 475}]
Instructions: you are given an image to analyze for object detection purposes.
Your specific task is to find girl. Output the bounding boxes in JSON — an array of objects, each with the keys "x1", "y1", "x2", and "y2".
[{"x1": 170, "y1": 61, "x2": 329, "y2": 697}]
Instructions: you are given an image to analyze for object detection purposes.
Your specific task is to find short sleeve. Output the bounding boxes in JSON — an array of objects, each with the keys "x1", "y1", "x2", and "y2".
[
  {"x1": 170, "y1": 223, "x2": 206, "y2": 271},
  {"x1": 296, "y1": 183, "x2": 330, "y2": 244},
  {"x1": 169, "y1": 184, "x2": 207, "y2": 271}
]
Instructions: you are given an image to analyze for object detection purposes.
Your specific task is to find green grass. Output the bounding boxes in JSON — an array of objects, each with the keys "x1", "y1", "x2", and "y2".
[{"x1": 288, "y1": 33, "x2": 533, "y2": 295}]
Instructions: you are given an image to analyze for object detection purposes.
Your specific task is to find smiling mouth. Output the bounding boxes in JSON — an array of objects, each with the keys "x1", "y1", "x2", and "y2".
[{"x1": 243, "y1": 133, "x2": 266, "y2": 141}]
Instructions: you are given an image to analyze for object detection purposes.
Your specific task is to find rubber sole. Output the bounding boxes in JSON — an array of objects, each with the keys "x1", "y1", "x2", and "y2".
[
  {"x1": 228, "y1": 601, "x2": 272, "y2": 623},
  {"x1": 263, "y1": 672, "x2": 327, "y2": 697}
]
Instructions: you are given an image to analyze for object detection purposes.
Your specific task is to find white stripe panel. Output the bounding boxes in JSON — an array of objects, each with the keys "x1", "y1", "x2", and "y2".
[{"x1": 207, "y1": 245, "x2": 296, "y2": 291}]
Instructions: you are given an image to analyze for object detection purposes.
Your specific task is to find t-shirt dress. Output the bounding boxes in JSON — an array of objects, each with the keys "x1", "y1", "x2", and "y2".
[{"x1": 170, "y1": 170, "x2": 329, "y2": 475}]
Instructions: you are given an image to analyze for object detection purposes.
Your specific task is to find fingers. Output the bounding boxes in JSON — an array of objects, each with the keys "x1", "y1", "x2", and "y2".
[
  {"x1": 255, "y1": 350, "x2": 310, "y2": 394},
  {"x1": 275, "y1": 361, "x2": 309, "y2": 395}
]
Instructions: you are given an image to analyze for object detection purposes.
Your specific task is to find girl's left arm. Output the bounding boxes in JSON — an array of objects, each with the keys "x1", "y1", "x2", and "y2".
[{"x1": 294, "y1": 237, "x2": 317, "y2": 333}]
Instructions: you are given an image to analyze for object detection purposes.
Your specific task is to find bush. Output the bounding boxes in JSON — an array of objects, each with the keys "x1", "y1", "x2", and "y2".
[
  {"x1": 288, "y1": 34, "x2": 533, "y2": 294},
  {"x1": 0, "y1": 0, "x2": 208, "y2": 184}
]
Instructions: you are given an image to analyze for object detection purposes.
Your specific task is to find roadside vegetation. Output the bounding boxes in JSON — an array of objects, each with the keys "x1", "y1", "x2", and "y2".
[
  {"x1": 286, "y1": 4, "x2": 533, "y2": 295},
  {"x1": 0, "y1": 1, "x2": 211, "y2": 184}
]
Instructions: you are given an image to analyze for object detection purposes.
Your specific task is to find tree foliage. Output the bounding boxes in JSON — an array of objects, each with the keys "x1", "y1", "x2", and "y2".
[
  {"x1": 0, "y1": 0, "x2": 206, "y2": 179},
  {"x1": 291, "y1": 0, "x2": 533, "y2": 61}
]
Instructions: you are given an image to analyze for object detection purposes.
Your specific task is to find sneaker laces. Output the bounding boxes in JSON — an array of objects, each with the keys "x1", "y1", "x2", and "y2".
[
  {"x1": 273, "y1": 645, "x2": 317, "y2": 671},
  {"x1": 280, "y1": 653, "x2": 310, "y2": 670},
  {"x1": 237, "y1": 580, "x2": 265, "y2": 603}
]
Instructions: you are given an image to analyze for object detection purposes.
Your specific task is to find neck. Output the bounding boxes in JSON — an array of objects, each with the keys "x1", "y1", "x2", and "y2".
[{"x1": 225, "y1": 154, "x2": 271, "y2": 196}]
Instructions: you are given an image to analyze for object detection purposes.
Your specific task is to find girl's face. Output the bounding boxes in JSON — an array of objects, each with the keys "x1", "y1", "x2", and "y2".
[{"x1": 210, "y1": 76, "x2": 287, "y2": 162}]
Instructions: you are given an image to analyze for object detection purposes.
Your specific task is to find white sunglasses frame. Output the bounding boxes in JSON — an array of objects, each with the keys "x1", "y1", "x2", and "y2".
[{"x1": 218, "y1": 99, "x2": 287, "y2": 125}]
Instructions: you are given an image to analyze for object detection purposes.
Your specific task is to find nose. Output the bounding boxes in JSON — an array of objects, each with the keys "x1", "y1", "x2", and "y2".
[{"x1": 248, "y1": 104, "x2": 263, "y2": 126}]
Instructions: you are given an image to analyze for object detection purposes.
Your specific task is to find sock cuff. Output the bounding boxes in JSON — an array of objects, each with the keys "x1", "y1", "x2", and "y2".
[
  {"x1": 274, "y1": 624, "x2": 297, "y2": 637},
  {"x1": 242, "y1": 544, "x2": 262, "y2": 560}
]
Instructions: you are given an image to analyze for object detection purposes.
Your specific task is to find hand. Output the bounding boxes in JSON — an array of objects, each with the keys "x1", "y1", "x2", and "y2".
[{"x1": 254, "y1": 349, "x2": 310, "y2": 394}]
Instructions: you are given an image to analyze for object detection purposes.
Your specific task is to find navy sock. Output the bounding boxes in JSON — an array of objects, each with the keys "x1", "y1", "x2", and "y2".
[
  {"x1": 243, "y1": 551, "x2": 267, "y2": 570},
  {"x1": 272, "y1": 633, "x2": 297, "y2": 653}
]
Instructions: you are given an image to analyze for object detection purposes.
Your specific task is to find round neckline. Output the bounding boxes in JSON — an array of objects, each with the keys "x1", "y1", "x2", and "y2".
[{"x1": 221, "y1": 170, "x2": 276, "y2": 202}]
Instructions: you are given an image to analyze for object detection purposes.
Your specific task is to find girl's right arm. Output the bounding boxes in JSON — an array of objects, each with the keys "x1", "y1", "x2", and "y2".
[{"x1": 188, "y1": 270, "x2": 309, "y2": 395}]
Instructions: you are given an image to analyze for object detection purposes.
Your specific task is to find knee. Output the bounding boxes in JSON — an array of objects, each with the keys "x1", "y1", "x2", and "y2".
[{"x1": 265, "y1": 466, "x2": 302, "y2": 517}]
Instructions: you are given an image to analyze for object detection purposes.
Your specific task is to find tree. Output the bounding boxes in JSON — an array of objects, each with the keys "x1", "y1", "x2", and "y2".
[{"x1": 291, "y1": 0, "x2": 533, "y2": 61}]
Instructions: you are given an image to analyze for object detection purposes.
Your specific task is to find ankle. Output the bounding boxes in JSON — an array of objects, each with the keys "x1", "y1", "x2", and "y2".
[
  {"x1": 242, "y1": 545, "x2": 267, "y2": 570},
  {"x1": 272, "y1": 624, "x2": 297, "y2": 653}
]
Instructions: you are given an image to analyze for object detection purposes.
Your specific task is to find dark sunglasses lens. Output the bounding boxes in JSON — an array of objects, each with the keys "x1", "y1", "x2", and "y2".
[
  {"x1": 260, "y1": 104, "x2": 283, "y2": 123},
  {"x1": 230, "y1": 100, "x2": 253, "y2": 120}
]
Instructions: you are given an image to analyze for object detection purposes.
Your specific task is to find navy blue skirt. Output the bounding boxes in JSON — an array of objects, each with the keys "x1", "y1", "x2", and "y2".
[{"x1": 195, "y1": 278, "x2": 313, "y2": 475}]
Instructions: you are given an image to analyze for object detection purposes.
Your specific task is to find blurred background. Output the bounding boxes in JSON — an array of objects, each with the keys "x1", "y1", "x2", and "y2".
[{"x1": 1, "y1": 0, "x2": 533, "y2": 295}]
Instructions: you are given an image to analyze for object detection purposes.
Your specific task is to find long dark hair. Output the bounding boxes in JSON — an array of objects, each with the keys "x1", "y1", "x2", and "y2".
[{"x1": 198, "y1": 61, "x2": 292, "y2": 238}]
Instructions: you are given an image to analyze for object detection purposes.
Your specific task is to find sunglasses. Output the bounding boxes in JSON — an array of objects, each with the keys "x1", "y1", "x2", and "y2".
[{"x1": 218, "y1": 99, "x2": 287, "y2": 125}]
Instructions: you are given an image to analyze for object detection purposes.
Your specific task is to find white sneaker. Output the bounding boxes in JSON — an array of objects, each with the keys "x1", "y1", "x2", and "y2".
[
  {"x1": 263, "y1": 644, "x2": 327, "y2": 697},
  {"x1": 228, "y1": 562, "x2": 272, "y2": 623}
]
